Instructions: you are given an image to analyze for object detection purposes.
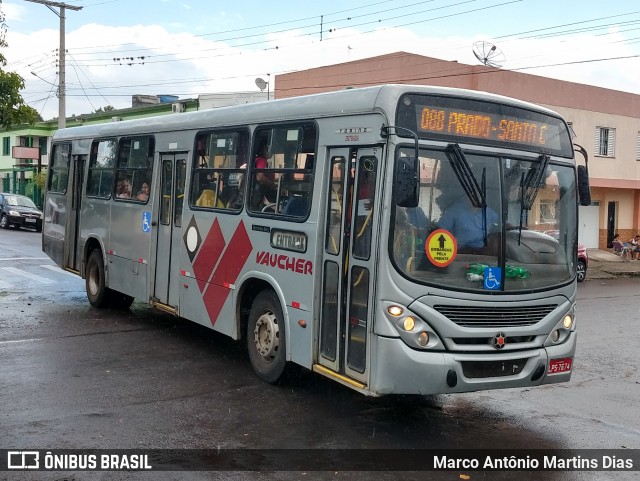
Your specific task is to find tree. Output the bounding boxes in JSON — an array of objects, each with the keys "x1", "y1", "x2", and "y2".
[
  {"x1": 94, "y1": 105, "x2": 115, "y2": 113},
  {"x1": 0, "y1": 2, "x2": 41, "y2": 129}
]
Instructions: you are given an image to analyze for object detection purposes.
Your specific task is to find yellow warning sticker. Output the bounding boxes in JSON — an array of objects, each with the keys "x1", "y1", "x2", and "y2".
[{"x1": 426, "y1": 229, "x2": 457, "y2": 267}]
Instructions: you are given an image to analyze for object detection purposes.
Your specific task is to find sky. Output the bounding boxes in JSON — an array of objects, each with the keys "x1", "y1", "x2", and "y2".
[{"x1": 2, "y1": 0, "x2": 640, "y2": 121}]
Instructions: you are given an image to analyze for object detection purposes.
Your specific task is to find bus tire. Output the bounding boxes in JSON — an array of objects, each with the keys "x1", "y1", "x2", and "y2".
[
  {"x1": 247, "y1": 290, "x2": 287, "y2": 383},
  {"x1": 86, "y1": 250, "x2": 110, "y2": 308}
]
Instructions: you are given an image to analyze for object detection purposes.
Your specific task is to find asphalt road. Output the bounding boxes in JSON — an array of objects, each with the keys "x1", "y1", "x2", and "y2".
[{"x1": 1, "y1": 227, "x2": 639, "y2": 481}]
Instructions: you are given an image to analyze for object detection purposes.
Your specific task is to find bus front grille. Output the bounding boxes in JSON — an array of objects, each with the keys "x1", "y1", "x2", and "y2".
[{"x1": 433, "y1": 304, "x2": 557, "y2": 328}]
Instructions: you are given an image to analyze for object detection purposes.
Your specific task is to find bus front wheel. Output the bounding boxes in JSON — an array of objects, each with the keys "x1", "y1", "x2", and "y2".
[
  {"x1": 86, "y1": 250, "x2": 110, "y2": 308},
  {"x1": 247, "y1": 290, "x2": 287, "y2": 383}
]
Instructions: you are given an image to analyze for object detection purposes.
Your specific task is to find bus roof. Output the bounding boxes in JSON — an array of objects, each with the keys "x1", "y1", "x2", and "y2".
[{"x1": 52, "y1": 84, "x2": 564, "y2": 141}]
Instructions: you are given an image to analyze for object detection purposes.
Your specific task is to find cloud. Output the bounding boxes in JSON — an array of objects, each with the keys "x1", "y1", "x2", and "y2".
[{"x1": 6, "y1": 17, "x2": 640, "y2": 120}]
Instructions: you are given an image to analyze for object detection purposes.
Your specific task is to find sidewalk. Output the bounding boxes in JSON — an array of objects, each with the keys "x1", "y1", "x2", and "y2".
[{"x1": 586, "y1": 249, "x2": 640, "y2": 280}]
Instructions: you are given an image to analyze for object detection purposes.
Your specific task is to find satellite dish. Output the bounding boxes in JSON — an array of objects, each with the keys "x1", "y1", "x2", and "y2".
[
  {"x1": 255, "y1": 77, "x2": 268, "y2": 91},
  {"x1": 472, "y1": 41, "x2": 505, "y2": 68}
]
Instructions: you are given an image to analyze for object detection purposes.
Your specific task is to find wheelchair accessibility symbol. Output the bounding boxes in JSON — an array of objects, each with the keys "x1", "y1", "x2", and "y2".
[
  {"x1": 483, "y1": 266, "x2": 502, "y2": 290},
  {"x1": 142, "y1": 211, "x2": 151, "y2": 233}
]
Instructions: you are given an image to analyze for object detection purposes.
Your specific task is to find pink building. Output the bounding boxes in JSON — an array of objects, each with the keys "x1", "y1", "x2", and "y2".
[{"x1": 276, "y1": 52, "x2": 640, "y2": 249}]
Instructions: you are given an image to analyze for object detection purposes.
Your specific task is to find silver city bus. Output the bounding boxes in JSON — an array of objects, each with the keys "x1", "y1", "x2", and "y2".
[{"x1": 43, "y1": 85, "x2": 591, "y2": 396}]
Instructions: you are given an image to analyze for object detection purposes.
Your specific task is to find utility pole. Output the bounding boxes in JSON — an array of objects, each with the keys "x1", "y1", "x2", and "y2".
[{"x1": 24, "y1": 0, "x2": 82, "y2": 129}]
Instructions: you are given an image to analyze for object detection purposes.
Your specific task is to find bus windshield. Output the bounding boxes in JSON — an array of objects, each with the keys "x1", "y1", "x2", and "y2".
[{"x1": 392, "y1": 146, "x2": 578, "y2": 292}]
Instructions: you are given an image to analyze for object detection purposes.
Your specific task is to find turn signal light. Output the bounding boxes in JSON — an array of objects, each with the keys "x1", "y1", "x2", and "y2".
[{"x1": 417, "y1": 331, "x2": 429, "y2": 346}]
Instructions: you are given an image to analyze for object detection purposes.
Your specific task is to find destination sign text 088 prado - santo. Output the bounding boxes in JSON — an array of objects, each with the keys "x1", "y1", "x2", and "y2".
[{"x1": 419, "y1": 106, "x2": 550, "y2": 147}]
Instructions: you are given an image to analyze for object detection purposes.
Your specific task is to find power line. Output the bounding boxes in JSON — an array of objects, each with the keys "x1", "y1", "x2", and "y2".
[{"x1": 15, "y1": 2, "x2": 640, "y2": 116}]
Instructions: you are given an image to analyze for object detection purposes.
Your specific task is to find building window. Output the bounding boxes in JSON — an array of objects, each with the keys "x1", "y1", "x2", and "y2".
[
  {"x1": 2, "y1": 137, "x2": 9, "y2": 156},
  {"x1": 595, "y1": 127, "x2": 615, "y2": 157},
  {"x1": 539, "y1": 200, "x2": 557, "y2": 225},
  {"x1": 636, "y1": 131, "x2": 640, "y2": 161}
]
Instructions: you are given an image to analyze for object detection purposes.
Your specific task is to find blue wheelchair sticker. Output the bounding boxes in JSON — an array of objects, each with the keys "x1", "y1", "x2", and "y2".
[
  {"x1": 142, "y1": 211, "x2": 151, "y2": 233},
  {"x1": 483, "y1": 266, "x2": 502, "y2": 290}
]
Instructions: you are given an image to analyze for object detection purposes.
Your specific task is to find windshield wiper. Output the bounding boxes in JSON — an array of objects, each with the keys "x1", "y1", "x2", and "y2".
[
  {"x1": 517, "y1": 154, "x2": 550, "y2": 243},
  {"x1": 445, "y1": 143, "x2": 485, "y2": 208},
  {"x1": 446, "y1": 144, "x2": 490, "y2": 247},
  {"x1": 521, "y1": 154, "x2": 550, "y2": 210}
]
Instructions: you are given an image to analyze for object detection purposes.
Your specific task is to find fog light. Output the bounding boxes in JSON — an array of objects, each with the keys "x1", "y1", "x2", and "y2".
[
  {"x1": 551, "y1": 329, "x2": 561, "y2": 342},
  {"x1": 388, "y1": 305, "x2": 403, "y2": 317},
  {"x1": 417, "y1": 331, "x2": 429, "y2": 346},
  {"x1": 403, "y1": 316, "x2": 415, "y2": 331},
  {"x1": 563, "y1": 315, "x2": 573, "y2": 329}
]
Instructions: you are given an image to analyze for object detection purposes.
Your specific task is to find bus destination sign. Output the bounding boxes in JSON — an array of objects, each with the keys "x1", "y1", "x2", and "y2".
[{"x1": 417, "y1": 105, "x2": 561, "y2": 149}]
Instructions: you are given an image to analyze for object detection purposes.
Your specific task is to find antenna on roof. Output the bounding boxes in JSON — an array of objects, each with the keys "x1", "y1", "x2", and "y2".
[{"x1": 472, "y1": 41, "x2": 505, "y2": 68}]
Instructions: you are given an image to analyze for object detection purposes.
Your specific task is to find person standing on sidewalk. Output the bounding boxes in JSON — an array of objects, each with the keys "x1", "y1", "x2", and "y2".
[{"x1": 630, "y1": 234, "x2": 640, "y2": 260}]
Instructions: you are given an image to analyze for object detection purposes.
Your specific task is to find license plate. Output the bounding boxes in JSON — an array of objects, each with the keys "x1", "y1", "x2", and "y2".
[
  {"x1": 25, "y1": 218, "x2": 36, "y2": 223},
  {"x1": 548, "y1": 357, "x2": 572, "y2": 374}
]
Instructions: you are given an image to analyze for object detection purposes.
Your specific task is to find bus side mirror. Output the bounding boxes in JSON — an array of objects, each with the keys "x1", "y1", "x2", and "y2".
[
  {"x1": 577, "y1": 165, "x2": 591, "y2": 206},
  {"x1": 395, "y1": 156, "x2": 419, "y2": 207}
]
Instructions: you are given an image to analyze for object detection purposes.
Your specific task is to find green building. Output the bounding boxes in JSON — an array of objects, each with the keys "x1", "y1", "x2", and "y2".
[{"x1": 0, "y1": 97, "x2": 199, "y2": 207}]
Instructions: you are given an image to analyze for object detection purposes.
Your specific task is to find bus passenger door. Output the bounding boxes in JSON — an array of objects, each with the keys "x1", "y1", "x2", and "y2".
[
  {"x1": 318, "y1": 147, "x2": 380, "y2": 385},
  {"x1": 153, "y1": 152, "x2": 187, "y2": 310},
  {"x1": 65, "y1": 154, "x2": 85, "y2": 272}
]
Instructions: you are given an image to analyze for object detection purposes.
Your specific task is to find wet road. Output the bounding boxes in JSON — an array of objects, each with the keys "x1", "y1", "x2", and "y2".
[{"x1": 1, "y1": 228, "x2": 639, "y2": 480}]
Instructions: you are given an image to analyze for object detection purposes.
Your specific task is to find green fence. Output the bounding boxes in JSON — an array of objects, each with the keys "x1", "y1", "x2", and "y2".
[{"x1": 1, "y1": 169, "x2": 44, "y2": 209}]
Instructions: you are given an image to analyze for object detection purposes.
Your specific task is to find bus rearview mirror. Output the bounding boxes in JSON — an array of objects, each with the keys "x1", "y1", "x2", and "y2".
[
  {"x1": 577, "y1": 165, "x2": 591, "y2": 206},
  {"x1": 395, "y1": 156, "x2": 419, "y2": 208}
]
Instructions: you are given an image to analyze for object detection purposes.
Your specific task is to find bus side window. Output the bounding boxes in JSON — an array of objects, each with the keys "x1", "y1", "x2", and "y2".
[
  {"x1": 190, "y1": 129, "x2": 249, "y2": 212},
  {"x1": 115, "y1": 136, "x2": 154, "y2": 202},
  {"x1": 87, "y1": 139, "x2": 117, "y2": 198},
  {"x1": 249, "y1": 123, "x2": 316, "y2": 218}
]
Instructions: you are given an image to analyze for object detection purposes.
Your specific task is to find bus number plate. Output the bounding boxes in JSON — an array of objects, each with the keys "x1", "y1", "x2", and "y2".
[{"x1": 548, "y1": 357, "x2": 572, "y2": 374}]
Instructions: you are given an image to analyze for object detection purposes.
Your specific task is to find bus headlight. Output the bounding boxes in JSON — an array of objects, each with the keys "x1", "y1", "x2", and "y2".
[
  {"x1": 382, "y1": 302, "x2": 444, "y2": 350},
  {"x1": 544, "y1": 305, "x2": 576, "y2": 346}
]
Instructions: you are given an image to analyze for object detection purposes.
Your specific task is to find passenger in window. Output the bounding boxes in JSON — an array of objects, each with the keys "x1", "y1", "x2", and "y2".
[
  {"x1": 136, "y1": 182, "x2": 150, "y2": 202},
  {"x1": 253, "y1": 143, "x2": 277, "y2": 208},
  {"x1": 117, "y1": 178, "x2": 132, "y2": 198}
]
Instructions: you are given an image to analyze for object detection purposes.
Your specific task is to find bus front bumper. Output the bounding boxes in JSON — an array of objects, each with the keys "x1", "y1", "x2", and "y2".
[{"x1": 369, "y1": 332, "x2": 576, "y2": 396}]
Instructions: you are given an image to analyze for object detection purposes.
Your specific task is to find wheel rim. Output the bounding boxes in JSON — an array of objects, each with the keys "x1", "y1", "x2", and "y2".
[
  {"x1": 253, "y1": 310, "x2": 280, "y2": 363},
  {"x1": 0, "y1": 216, "x2": 6, "y2": 228},
  {"x1": 88, "y1": 263, "x2": 99, "y2": 296}
]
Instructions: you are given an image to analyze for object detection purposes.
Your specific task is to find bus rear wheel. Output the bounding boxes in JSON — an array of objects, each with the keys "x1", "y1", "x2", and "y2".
[
  {"x1": 86, "y1": 250, "x2": 110, "y2": 308},
  {"x1": 247, "y1": 290, "x2": 287, "y2": 383}
]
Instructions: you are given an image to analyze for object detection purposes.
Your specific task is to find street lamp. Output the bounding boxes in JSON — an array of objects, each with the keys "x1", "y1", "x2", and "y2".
[
  {"x1": 31, "y1": 71, "x2": 57, "y2": 87},
  {"x1": 255, "y1": 75, "x2": 270, "y2": 101}
]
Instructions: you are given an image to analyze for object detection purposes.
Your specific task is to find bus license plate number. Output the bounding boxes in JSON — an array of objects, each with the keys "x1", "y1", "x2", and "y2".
[
  {"x1": 548, "y1": 357, "x2": 572, "y2": 374},
  {"x1": 25, "y1": 218, "x2": 36, "y2": 223}
]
